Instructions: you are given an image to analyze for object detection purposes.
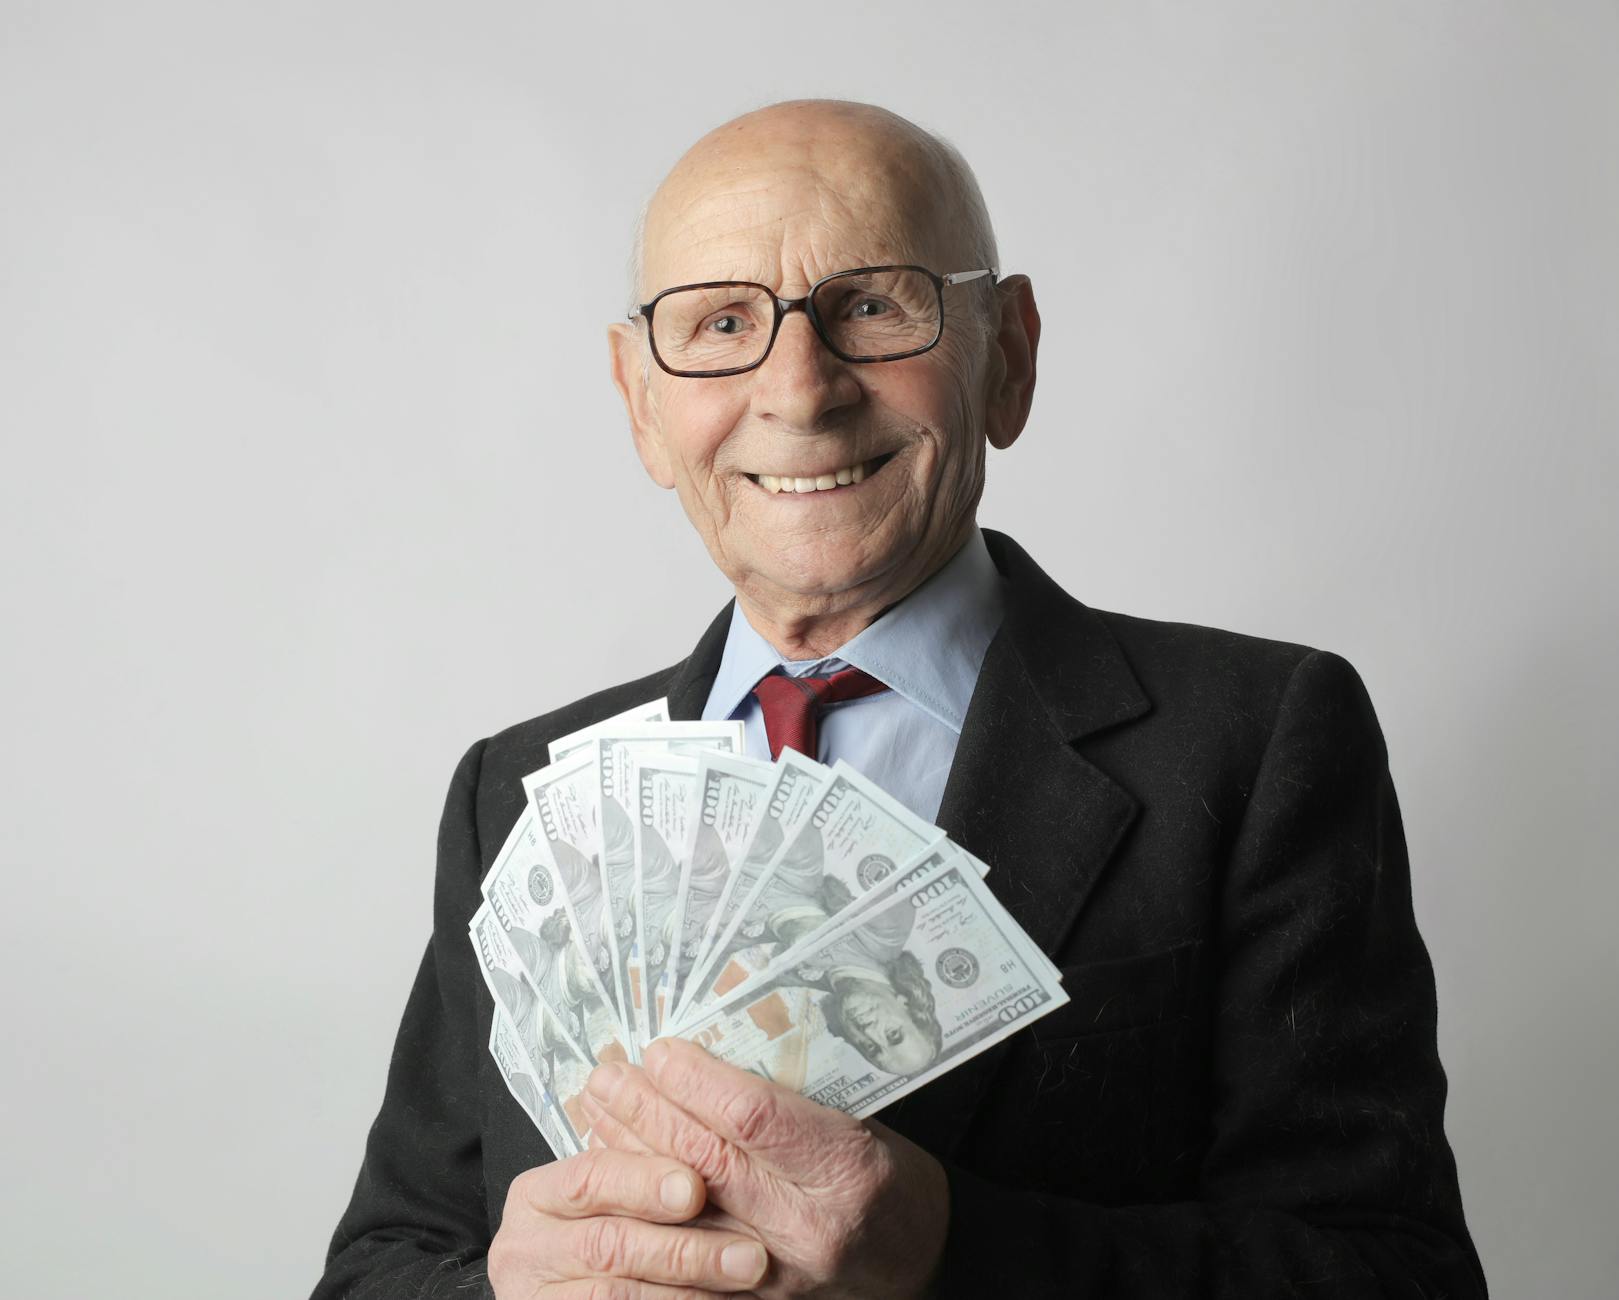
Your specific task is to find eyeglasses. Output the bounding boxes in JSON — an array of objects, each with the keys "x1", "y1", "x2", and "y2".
[{"x1": 629, "y1": 264, "x2": 998, "y2": 378}]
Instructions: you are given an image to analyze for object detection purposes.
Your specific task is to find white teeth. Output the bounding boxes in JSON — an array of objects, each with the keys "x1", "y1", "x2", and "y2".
[{"x1": 756, "y1": 460, "x2": 876, "y2": 492}]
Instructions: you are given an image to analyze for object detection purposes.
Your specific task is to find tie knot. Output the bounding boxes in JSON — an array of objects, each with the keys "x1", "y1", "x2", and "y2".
[{"x1": 749, "y1": 667, "x2": 888, "y2": 760}]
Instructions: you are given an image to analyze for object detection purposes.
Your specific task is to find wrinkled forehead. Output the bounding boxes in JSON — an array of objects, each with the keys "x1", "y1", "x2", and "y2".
[{"x1": 642, "y1": 145, "x2": 967, "y2": 298}]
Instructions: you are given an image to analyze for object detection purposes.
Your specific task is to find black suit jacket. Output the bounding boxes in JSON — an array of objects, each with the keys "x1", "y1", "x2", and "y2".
[{"x1": 314, "y1": 531, "x2": 1485, "y2": 1298}]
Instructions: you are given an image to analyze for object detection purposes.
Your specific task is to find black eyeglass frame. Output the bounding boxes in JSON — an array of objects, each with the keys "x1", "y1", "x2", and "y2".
[{"x1": 629, "y1": 264, "x2": 999, "y2": 378}]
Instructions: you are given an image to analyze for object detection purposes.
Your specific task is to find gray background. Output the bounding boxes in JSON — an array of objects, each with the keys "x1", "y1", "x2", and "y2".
[{"x1": 2, "y1": 2, "x2": 1614, "y2": 1296}]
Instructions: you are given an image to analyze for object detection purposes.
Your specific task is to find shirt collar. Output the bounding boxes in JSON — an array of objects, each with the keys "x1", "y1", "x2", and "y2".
[{"x1": 701, "y1": 527, "x2": 1005, "y2": 734}]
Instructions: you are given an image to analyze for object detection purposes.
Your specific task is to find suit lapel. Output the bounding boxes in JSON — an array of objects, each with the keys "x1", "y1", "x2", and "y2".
[
  {"x1": 934, "y1": 638, "x2": 1141, "y2": 957},
  {"x1": 883, "y1": 531, "x2": 1152, "y2": 1158},
  {"x1": 664, "y1": 601, "x2": 734, "y2": 722}
]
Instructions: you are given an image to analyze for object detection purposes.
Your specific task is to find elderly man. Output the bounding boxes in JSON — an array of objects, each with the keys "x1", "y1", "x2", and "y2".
[{"x1": 313, "y1": 101, "x2": 1485, "y2": 1298}]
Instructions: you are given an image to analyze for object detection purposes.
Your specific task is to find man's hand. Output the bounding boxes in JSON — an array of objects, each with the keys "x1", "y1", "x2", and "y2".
[
  {"x1": 579, "y1": 1039, "x2": 949, "y2": 1300},
  {"x1": 488, "y1": 1146, "x2": 770, "y2": 1299}
]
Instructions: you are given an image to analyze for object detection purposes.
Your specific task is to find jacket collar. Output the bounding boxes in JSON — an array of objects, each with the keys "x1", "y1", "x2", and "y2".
[
  {"x1": 976, "y1": 529, "x2": 1151, "y2": 741},
  {"x1": 665, "y1": 600, "x2": 735, "y2": 722}
]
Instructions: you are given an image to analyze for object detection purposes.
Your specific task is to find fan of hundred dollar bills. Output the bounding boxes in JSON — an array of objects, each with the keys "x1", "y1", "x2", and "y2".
[{"x1": 470, "y1": 697, "x2": 1069, "y2": 1157}]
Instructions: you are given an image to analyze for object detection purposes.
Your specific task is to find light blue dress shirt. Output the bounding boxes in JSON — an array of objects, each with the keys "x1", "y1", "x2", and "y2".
[{"x1": 700, "y1": 528, "x2": 1005, "y2": 822}]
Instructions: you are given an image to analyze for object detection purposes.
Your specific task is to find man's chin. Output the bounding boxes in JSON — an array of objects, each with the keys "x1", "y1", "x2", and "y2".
[{"x1": 747, "y1": 540, "x2": 905, "y2": 606}]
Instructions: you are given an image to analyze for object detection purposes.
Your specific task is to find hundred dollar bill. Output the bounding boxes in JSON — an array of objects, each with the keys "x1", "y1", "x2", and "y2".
[
  {"x1": 674, "y1": 749, "x2": 830, "y2": 1028},
  {"x1": 627, "y1": 751, "x2": 698, "y2": 1043},
  {"x1": 498, "y1": 984, "x2": 598, "y2": 1151},
  {"x1": 686, "y1": 840, "x2": 1060, "y2": 1024},
  {"x1": 946, "y1": 845, "x2": 1064, "y2": 989},
  {"x1": 529, "y1": 994, "x2": 601, "y2": 1153},
  {"x1": 657, "y1": 751, "x2": 774, "y2": 1035},
  {"x1": 513, "y1": 756, "x2": 640, "y2": 1053},
  {"x1": 876, "y1": 843, "x2": 1059, "y2": 990},
  {"x1": 472, "y1": 902, "x2": 601, "y2": 1149},
  {"x1": 490, "y1": 1006, "x2": 579, "y2": 1158},
  {"x1": 480, "y1": 809, "x2": 631, "y2": 1067},
  {"x1": 547, "y1": 697, "x2": 670, "y2": 764},
  {"x1": 677, "y1": 759, "x2": 945, "y2": 1029},
  {"x1": 470, "y1": 901, "x2": 574, "y2": 1059},
  {"x1": 670, "y1": 853, "x2": 1070, "y2": 1119},
  {"x1": 591, "y1": 723, "x2": 743, "y2": 1049},
  {"x1": 681, "y1": 841, "x2": 982, "y2": 1015}
]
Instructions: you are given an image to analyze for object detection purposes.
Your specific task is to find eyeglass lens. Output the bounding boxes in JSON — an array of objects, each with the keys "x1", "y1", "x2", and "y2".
[{"x1": 651, "y1": 268, "x2": 940, "y2": 374}]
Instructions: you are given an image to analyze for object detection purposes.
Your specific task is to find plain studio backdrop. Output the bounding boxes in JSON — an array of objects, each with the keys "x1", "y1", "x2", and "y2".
[{"x1": 2, "y1": 2, "x2": 1614, "y2": 1295}]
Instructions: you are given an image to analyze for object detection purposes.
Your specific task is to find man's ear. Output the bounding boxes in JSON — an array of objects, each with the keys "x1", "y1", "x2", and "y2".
[
  {"x1": 983, "y1": 275, "x2": 1041, "y2": 451},
  {"x1": 609, "y1": 322, "x2": 675, "y2": 488}
]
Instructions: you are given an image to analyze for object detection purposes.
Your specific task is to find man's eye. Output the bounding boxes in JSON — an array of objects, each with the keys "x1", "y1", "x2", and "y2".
[
  {"x1": 708, "y1": 314, "x2": 747, "y2": 335},
  {"x1": 887, "y1": 1027, "x2": 904, "y2": 1045},
  {"x1": 851, "y1": 297, "x2": 891, "y2": 319}
]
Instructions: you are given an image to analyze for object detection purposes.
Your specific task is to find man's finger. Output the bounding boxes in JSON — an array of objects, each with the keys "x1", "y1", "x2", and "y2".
[
  {"x1": 533, "y1": 1281, "x2": 737, "y2": 1300},
  {"x1": 551, "y1": 1215, "x2": 768, "y2": 1292},
  {"x1": 586, "y1": 1091, "x2": 678, "y2": 1164},
  {"x1": 641, "y1": 1038, "x2": 861, "y2": 1163},
  {"x1": 517, "y1": 1148, "x2": 706, "y2": 1223},
  {"x1": 581, "y1": 1093, "x2": 659, "y2": 1155},
  {"x1": 586, "y1": 1060, "x2": 752, "y2": 1196}
]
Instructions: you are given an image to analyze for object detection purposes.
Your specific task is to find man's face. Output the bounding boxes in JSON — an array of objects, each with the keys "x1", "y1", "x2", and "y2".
[
  {"x1": 612, "y1": 117, "x2": 1018, "y2": 618},
  {"x1": 837, "y1": 981, "x2": 938, "y2": 1075}
]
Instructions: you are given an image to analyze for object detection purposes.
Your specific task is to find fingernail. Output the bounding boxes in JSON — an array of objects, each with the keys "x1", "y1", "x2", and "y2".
[
  {"x1": 659, "y1": 1170, "x2": 695, "y2": 1213},
  {"x1": 586, "y1": 1063, "x2": 622, "y2": 1100},
  {"x1": 721, "y1": 1241, "x2": 765, "y2": 1282},
  {"x1": 642, "y1": 1038, "x2": 670, "y2": 1072}
]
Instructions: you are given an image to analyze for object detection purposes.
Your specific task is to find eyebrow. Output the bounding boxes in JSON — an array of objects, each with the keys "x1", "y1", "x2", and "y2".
[{"x1": 658, "y1": 258, "x2": 921, "y2": 294}]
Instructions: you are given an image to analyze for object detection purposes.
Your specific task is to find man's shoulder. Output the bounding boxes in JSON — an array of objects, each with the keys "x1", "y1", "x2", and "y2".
[
  {"x1": 1074, "y1": 601, "x2": 1383, "y2": 768},
  {"x1": 989, "y1": 530, "x2": 1341, "y2": 718},
  {"x1": 1090, "y1": 603, "x2": 1323, "y2": 688}
]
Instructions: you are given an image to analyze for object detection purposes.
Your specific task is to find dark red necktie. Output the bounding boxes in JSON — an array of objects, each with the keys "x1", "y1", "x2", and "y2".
[{"x1": 749, "y1": 667, "x2": 889, "y2": 760}]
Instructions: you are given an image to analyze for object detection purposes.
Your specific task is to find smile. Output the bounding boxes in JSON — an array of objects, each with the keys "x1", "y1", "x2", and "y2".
[{"x1": 745, "y1": 452, "x2": 898, "y2": 494}]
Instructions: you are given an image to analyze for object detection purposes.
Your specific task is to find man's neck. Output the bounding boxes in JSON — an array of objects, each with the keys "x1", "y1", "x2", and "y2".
[
  {"x1": 731, "y1": 525, "x2": 976, "y2": 661},
  {"x1": 735, "y1": 604, "x2": 885, "y2": 662}
]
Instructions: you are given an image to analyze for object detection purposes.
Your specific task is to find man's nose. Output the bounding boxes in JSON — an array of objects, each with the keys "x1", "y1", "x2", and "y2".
[{"x1": 748, "y1": 310, "x2": 862, "y2": 429}]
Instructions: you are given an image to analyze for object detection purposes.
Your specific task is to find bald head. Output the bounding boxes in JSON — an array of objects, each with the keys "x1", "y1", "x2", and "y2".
[{"x1": 628, "y1": 100, "x2": 998, "y2": 310}]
